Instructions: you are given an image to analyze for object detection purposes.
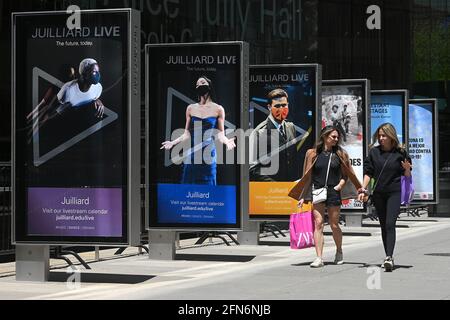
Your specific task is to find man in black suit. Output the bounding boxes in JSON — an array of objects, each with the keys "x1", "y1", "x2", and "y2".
[{"x1": 250, "y1": 88, "x2": 298, "y2": 181}]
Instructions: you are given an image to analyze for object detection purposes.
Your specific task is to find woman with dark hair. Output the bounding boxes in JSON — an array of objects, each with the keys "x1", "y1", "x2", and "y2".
[
  {"x1": 293, "y1": 126, "x2": 362, "y2": 268},
  {"x1": 161, "y1": 76, "x2": 236, "y2": 185},
  {"x1": 358, "y1": 123, "x2": 412, "y2": 271}
]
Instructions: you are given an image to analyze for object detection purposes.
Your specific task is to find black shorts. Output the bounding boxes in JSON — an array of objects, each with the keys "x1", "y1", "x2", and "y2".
[{"x1": 325, "y1": 187, "x2": 342, "y2": 207}]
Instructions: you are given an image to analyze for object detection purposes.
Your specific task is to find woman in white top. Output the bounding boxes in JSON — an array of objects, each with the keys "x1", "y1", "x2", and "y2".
[
  {"x1": 56, "y1": 58, "x2": 104, "y2": 117},
  {"x1": 27, "y1": 58, "x2": 105, "y2": 139}
]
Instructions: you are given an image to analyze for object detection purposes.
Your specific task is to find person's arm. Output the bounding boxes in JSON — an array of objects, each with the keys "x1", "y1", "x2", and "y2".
[
  {"x1": 361, "y1": 175, "x2": 372, "y2": 190},
  {"x1": 160, "y1": 105, "x2": 192, "y2": 150},
  {"x1": 334, "y1": 178, "x2": 346, "y2": 191},
  {"x1": 334, "y1": 151, "x2": 349, "y2": 191},
  {"x1": 94, "y1": 99, "x2": 104, "y2": 118},
  {"x1": 27, "y1": 87, "x2": 55, "y2": 122},
  {"x1": 358, "y1": 151, "x2": 374, "y2": 200},
  {"x1": 357, "y1": 175, "x2": 371, "y2": 202},
  {"x1": 217, "y1": 106, "x2": 236, "y2": 150},
  {"x1": 93, "y1": 84, "x2": 104, "y2": 118},
  {"x1": 298, "y1": 149, "x2": 313, "y2": 207},
  {"x1": 401, "y1": 159, "x2": 412, "y2": 177},
  {"x1": 56, "y1": 83, "x2": 68, "y2": 103},
  {"x1": 401, "y1": 150, "x2": 412, "y2": 177},
  {"x1": 301, "y1": 149, "x2": 313, "y2": 180}
]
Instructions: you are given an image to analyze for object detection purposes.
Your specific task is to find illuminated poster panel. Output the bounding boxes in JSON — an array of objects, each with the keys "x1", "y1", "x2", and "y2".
[
  {"x1": 321, "y1": 80, "x2": 370, "y2": 211},
  {"x1": 371, "y1": 90, "x2": 409, "y2": 146},
  {"x1": 12, "y1": 9, "x2": 141, "y2": 245},
  {"x1": 409, "y1": 99, "x2": 439, "y2": 204},
  {"x1": 146, "y1": 42, "x2": 248, "y2": 230},
  {"x1": 248, "y1": 64, "x2": 321, "y2": 220}
]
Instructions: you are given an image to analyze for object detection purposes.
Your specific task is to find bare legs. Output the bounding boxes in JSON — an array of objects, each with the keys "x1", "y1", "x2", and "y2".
[
  {"x1": 312, "y1": 203, "x2": 325, "y2": 258},
  {"x1": 312, "y1": 204, "x2": 342, "y2": 258},
  {"x1": 328, "y1": 206, "x2": 342, "y2": 254}
]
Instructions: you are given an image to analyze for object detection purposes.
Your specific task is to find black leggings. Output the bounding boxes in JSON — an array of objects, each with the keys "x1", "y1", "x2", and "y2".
[{"x1": 372, "y1": 191, "x2": 401, "y2": 257}]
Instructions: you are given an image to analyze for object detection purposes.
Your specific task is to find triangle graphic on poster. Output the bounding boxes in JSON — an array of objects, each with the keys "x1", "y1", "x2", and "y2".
[
  {"x1": 31, "y1": 67, "x2": 118, "y2": 167},
  {"x1": 163, "y1": 87, "x2": 236, "y2": 167},
  {"x1": 249, "y1": 100, "x2": 310, "y2": 168}
]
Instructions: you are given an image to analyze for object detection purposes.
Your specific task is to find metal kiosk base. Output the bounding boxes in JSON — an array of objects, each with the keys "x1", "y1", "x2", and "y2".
[
  {"x1": 238, "y1": 221, "x2": 259, "y2": 245},
  {"x1": 15, "y1": 245, "x2": 50, "y2": 282},
  {"x1": 148, "y1": 230, "x2": 176, "y2": 260}
]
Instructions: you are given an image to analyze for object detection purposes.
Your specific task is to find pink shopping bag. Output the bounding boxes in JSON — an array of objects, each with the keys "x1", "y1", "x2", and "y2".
[{"x1": 289, "y1": 211, "x2": 315, "y2": 249}]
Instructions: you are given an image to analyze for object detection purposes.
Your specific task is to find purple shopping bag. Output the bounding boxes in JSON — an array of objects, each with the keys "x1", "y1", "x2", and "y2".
[
  {"x1": 401, "y1": 175, "x2": 414, "y2": 205},
  {"x1": 289, "y1": 211, "x2": 315, "y2": 249}
]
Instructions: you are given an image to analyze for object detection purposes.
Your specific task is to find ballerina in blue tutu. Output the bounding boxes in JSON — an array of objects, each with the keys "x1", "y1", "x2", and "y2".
[{"x1": 161, "y1": 76, "x2": 236, "y2": 185}]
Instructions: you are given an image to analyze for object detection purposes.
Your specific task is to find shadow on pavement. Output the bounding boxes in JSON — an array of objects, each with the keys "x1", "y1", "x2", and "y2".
[
  {"x1": 359, "y1": 263, "x2": 413, "y2": 270},
  {"x1": 258, "y1": 241, "x2": 290, "y2": 247},
  {"x1": 291, "y1": 262, "x2": 413, "y2": 270},
  {"x1": 175, "y1": 254, "x2": 255, "y2": 263},
  {"x1": 424, "y1": 253, "x2": 450, "y2": 257},
  {"x1": 324, "y1": 231, "x2": 374, "y2": 236},
  {"x1": 291, "y1": 261, "x2": 366, "y2": 267},
  {"x1": 49, "y1": 271, "x2": 155, "y2": 284},
  {"x1": 362, "y1": 223, "x2": 409, "y2": 229}
]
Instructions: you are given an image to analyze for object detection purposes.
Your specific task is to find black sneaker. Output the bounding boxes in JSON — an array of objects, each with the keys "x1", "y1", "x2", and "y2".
[{"x1": 383, "y1": 256, "x2": 394, "y2": 272}]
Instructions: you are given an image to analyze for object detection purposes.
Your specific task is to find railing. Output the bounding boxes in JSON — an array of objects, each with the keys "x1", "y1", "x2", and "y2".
[{"x1": 0, "y1": 162, "x2": 13, "y2": 255}]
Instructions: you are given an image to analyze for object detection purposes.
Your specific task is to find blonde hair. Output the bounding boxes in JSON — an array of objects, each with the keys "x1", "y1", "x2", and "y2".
[{"x1": 371, "y1": 123, "x2": 405, "y2": 150}]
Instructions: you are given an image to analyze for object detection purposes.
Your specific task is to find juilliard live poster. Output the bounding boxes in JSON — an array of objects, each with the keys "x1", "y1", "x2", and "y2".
[
  {"x1": 248, "y1": 65, "x2": 319, "y2": 219},
  {"x1": 13, "y1": 10, "x2": 136, "y2": 242},
  {"x1": 147, "y1": 43, "x2": 245, "y2": 229}
]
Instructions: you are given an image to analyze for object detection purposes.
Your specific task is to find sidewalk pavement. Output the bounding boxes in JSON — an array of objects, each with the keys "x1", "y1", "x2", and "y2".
[{"x1": 1, "y1": 212, "x2": 449, "y2": 300}]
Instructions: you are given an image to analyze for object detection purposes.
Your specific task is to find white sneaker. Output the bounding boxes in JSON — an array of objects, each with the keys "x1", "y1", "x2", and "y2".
[
  {"x1": 310, "y1": 257, "x2": 324, "y2": 268},
  {"x1": 383, "y1": 256, "x2": 394, "y2": 272},
  {"x1": 334, "y1": 251, "x2": 344, "y2": 265}
]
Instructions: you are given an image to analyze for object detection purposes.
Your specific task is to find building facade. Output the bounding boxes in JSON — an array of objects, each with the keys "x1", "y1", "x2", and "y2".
[{"x1": 0, "y1": 0, "x2": 449, "y2": 163}]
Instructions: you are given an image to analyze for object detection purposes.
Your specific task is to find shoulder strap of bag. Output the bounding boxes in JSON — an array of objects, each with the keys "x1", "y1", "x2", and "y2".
[
  {"x1": 324, "y1": 153, "x2": 333, "y2": 187},
  {"x1": 372, "y1": 152, "x2": 394, "y2": 192}
]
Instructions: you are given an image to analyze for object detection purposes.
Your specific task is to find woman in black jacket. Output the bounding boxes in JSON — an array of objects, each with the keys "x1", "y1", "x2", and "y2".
[{"x1": 358, "y1": 123, "x2": 412, "y2": 272}]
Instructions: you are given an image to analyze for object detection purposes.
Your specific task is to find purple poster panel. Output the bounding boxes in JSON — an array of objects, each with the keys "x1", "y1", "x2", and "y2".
[{"x1": 27, "y1": 187, "x2": 122, "y2": 237}]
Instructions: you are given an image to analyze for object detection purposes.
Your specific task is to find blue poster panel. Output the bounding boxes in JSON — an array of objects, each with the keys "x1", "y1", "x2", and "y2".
[
  {"x1": 371, "y1": 91, "x2": 408, "y2": 145},
  {"x1": 409, "y1": 100, "x2": 438, "y2": 203},
  {"x1": 146, "y1": 42, "x2": 247, "y2": 230}
]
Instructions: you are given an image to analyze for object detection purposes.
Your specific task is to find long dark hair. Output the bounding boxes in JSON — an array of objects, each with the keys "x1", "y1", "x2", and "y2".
[{"x1": 314, "y1": 125, "x2": 345, "y2": 157}]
